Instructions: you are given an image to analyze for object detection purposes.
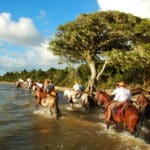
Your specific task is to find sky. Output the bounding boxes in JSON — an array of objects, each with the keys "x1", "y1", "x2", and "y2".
[{"x1": 0, "y1": 0, "x2": 149, "y2": 75}]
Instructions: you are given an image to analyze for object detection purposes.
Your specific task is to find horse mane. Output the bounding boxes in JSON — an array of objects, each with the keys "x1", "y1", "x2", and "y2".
[
  {"x1": 96, "y1": 90, "x2": 112, "y2": 106},
  {"x1": 98, "y1": 90, "x2": 111, "y2": 99},
  {"x1": 136, "y1": 94, "x2": 149, "y2": 106},
  {"x1": 137, "y1": 94, "x2": 147, "y2": 100}
]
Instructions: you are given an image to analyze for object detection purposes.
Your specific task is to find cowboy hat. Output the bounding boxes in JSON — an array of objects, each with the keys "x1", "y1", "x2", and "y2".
[{"x1": 119, "y1": 81, "x2": 125, "y2": 86}]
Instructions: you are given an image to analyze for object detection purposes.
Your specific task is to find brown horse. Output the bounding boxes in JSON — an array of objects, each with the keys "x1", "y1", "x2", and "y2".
[
  {"x1": 136, "y1": 94, "x2": 149, "y2": 109},
  {"x1": 136, "y1": 94, "x2": 150, "y2": 118},
  {"x1": 95, "y1": 90, "x2": 140, "y2": 135},
  {"x1": 34, "y1": 87, "x2": 61, "y2": 118}
]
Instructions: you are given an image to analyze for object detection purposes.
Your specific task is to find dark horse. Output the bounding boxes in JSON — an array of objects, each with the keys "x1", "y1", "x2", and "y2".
[
  {"x1": 95, "y1": 90, "x2": 140, "y2": 135},
  {"x1": 34, "y1": 87, "x2": 61, "y2": 118}
]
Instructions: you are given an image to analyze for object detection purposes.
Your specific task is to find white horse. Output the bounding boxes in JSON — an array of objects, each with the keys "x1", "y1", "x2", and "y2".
[{"x1": 64, "y1": 89, "x2": 90, "y2": 110}]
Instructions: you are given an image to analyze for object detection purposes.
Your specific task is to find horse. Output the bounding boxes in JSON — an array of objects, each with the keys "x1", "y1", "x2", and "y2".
[
  {"x1": 34, "y1": 87, "x2": 61, "y2": 118},
  {"x1": 15, "y1": 81, "x2": 22, "y2": 89},
  {"x1": 136, "y1": 94, "x2": 149, "y2": 109},
  {"x1": 95, "y1": 90, "x2": 140, "y2": 136},
  {"x1": 64, "y1": 89, "x2": 90, "y2": 110},
  {"x1": 136, "y1": 94, "x2": 150, "y2": 118}
]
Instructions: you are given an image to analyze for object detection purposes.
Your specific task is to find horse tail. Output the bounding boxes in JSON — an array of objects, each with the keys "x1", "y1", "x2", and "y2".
[
  {"x1": 54, "y1": 92, "x2": 61, "y2": 118},
  {"x1": 134, "y1": 113, "x2": 143, "y2": 137}
]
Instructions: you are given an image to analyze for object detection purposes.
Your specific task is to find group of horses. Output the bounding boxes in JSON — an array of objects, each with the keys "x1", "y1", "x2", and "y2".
[
  {"x1": 64, "y1": 88, "x2": 150, "y2": 136},
  {"x1": 94, "y1": 90, "x2": 150, "y2": 136},
  {"x1": 15, "y1": 81, "x2": 150, "y2": 137}
]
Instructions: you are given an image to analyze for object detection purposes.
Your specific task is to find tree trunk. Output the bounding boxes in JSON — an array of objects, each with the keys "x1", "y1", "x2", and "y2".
[{"x1": 85, "y1": 59, "x2": 97, "y2": 94}]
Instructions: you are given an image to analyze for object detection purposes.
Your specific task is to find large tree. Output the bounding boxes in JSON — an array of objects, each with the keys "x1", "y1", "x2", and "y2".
[{"x1": 48, "y1": 11, "x2": 144, "y2": 93}]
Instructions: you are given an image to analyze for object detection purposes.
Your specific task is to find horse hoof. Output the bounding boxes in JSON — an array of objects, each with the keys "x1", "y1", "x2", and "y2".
[
  {"x1": 56, "y1": 114, "x2": 61, "y2": 119},
  {"x1": 58, "y1": 114, "x2": 62, "y2": 118}
]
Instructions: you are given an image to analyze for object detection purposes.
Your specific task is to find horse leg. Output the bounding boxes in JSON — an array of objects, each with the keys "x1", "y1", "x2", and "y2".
[
  {"x1": 69, "y1": 98, "x2": 73, "y2": 108},
  {"x1": 123, "y1": 122, "x2": 126, "y2": 130},
  {"x1": 47, "y1": 102, "x2": 54, "y2": 115},
  {"x1": 106, "y1": 121, "x2": 110, "y2": 129},
  {"x1": 55, "y1": 95, "x2": 61, "y2": 118},
  {"x1": 35, "y1": 97, "x2": 41, "y2": 110},
  {"x1": 83, "y1": 95, "x2": 90, "y2": 111},
  {"x1": 105, "y1": 109, "x2": 110, "y2": 129},
  {"x1": 127, "y1": 122, "x2": 138, "y2": 136},
  {"x1": 116, "y1": 122, "x2": 119, "y2": 132},
  {"x1": 52, "y1": 103, "x2": 60, "y2": 119}
]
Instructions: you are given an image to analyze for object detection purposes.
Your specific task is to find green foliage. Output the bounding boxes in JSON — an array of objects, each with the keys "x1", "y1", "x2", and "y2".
[
  {"x1": 134, "y1": 19, "x2": 150, "y2": 43},
  {"x1": 48, "y1": 11, "x2": 146, "y2": 91},
  {"x1": 49, "y1": 11, "x2": 136, "y2": 65},
  {"x1": 76, "y1": 64, "x2": 90, "y2": 84}
]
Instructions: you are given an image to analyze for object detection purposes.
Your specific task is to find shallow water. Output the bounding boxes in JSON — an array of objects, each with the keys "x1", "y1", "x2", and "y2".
[{"x1": 0, "y1": 83, "x2": 150, "y2": 150}]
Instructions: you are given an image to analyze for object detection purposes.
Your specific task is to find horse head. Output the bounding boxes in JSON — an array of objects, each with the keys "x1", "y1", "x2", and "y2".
[
  {"x1": 95, "y1": 90, "x2": 111, "y2": 107},
  {"x1": 136, "y1": 94, "x2": 148, "y2": 109}
]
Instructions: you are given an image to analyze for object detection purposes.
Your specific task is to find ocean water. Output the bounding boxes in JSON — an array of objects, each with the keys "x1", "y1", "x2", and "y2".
[{"x1": 0, "y1": 83, "x2": 150, "y2": 150}]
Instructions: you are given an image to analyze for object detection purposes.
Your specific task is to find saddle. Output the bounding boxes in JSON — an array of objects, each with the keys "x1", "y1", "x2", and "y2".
[
  {"x1": 112, "y1": 101, "x2": 130, "y2": 119},
  {"x1": 113, "y1": 107, "x2": 124, "y2": 117},
  {"x1": 49, "y1": 89, "x2": 57, "y2": 96}
]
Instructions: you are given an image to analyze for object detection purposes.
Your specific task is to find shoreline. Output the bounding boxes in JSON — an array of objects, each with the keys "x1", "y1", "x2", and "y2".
[
  {"x1": 0, "y1": 81, "x2": 67, "y2": 92},
  {"x1": 0, "y1": 81, "x2": 14, "y2": 84},
  {"x1": 0, "y1": 81, "x2": 147, "y2": 101}
]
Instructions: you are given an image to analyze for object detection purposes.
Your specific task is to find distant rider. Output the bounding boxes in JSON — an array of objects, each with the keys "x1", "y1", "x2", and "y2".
[{"x1": 72, "y1": 80, "x2": 84, "y2": 98}]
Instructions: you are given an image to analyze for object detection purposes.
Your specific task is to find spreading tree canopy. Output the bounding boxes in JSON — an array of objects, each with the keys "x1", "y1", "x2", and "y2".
[{"x1": 48, "y1": 11, "x2": 149, "y2": 93}]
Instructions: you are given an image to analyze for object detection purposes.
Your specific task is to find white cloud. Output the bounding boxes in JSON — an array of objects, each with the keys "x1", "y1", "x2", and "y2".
[
  {"x1": 97, "y1": 0, "x2": 150, "y2": 18},
  {"x1": 0, "y1": 40, "x2": 66, "y2": 74},
  {"x1": 0, "y1": 12, "x2": 66, "y2": 75},
  {"x1": 0, "y1": 12, "x2": 44, "y2": 47}
]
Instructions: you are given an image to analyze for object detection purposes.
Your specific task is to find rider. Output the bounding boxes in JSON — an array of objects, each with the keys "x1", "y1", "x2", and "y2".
[
  {"x1": 44, "y1": 79, "x2": 55, "y2": 96},
  {"x1": 106, "y1": 81, "x2": 131, "y2": 122},
  {"x1": 110, "y1": 83, "x2": 120, "y2": 100},
  {"x1": 35, "y1": 81, "x2": 44, "y2": 89},
  {"x1": 72, "y1": 80, "x2": 84, "y2": 98},
  {"x1": 27, "y1": 78, "x2": 32, "y2": 92}
]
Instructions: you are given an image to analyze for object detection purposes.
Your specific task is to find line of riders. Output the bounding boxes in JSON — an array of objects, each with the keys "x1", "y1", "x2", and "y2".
[{"x1": 15, "y1": 78, "x2": 150, "y2": 136}]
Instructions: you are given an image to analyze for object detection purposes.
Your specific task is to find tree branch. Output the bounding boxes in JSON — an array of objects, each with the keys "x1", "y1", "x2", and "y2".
[{"x1": 96, "y1": 58, "x2": 110, "y2": 81}]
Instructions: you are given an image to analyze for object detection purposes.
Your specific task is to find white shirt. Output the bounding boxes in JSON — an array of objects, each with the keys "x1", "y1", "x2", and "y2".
[
  {"x1": 18, "y1": 79, "x2": 24, "y2": 83},
  {"x1": 73, "y1": 83, "x2": 82, "y2": 91},
  {"x1": 27, "y1": 81, "x2": 32, "y2": 89},
  {"x1": 111, "y1": 87, "x2": 120, "y2": 101},
  {"x1": 36, "y1": 82, "x2": 43, "y2": 88},
  {"x1": 114, "y1": 87, "x2": 131, "y2": 102}
]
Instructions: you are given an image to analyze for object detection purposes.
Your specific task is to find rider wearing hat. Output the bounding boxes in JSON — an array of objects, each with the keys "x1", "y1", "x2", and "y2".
[
  {"x1": 44, "y1": 79, "x2": 55, "y2": 95},
  {"x1": 72, "y1": 80, "x2": 84, "y2": 98},
  {"x1": 106, "y1": 81, "x2": 131, "y2": 122}
]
